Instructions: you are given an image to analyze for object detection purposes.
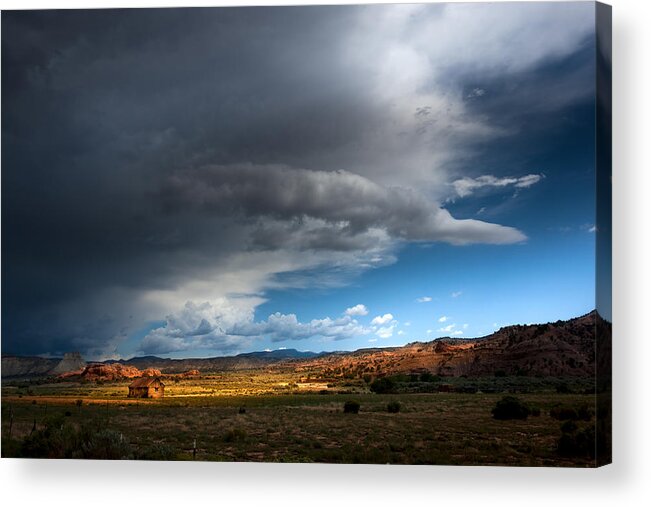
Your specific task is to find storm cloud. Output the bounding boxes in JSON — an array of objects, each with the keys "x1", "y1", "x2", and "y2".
[
  {"x1": 159, "y1": 163, "x2": 526, "y2": 245},
  {"x1": 2, "y1": 3, "x2": 595, "y2": 358}
]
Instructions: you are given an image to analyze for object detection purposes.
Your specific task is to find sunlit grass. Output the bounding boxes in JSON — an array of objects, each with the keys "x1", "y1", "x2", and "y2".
[{"x1": 1, "y1": 372, "x2": 598, "y2": 466}]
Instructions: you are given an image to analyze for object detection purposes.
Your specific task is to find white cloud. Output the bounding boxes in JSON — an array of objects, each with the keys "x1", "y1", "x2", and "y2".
[
  {"x1": 416, "y1": 296, "x2": 433, "y2": 303},
  {"x1": 438, "y1": 324, "x2": 456, "y2": 333},
  {"x1": 438, "y1": 315, "x2": 448, "y2": 322},
  {"x1": 463, "y1": 323, "x2": 469, "y2": 329},
  {"x1": 515, "y1": 174, "x2": 544, "y2": 188},
  {"x1": 343, "y1": 2, "x2": 593, "y2": 195},
  {"x1": 398, "y1": 330, "x2": 405, "y2": 336},
  {"x1": 376, "y1": 325, "x2": 395, "y2": 339},
  {"x1": 368, "y1": 338, "x2": 378, "y2": 343},
  {"x1": 451, "y1": 174, "x2": 544, "y2": 198},
  {"x1": 404, "y1": 321, "x2": 411, "y2": 327},
  {"x1": 426, "y1": 329, "x2": 433, "y2": 335},
  {"x1": 140, "y1": 300, "x2": 373, "y2": 354},
  {"x1": 589, "y1": 225, "x2": 597, "y2": 233},
  {"x1": 371, "y1": 313, "x2": 395, "y2": 326},
  {"x1": 451, "y1": 330, "x2": 464, "y2": 336},
  {"x1": 345, "y1": 304, "x2": 369, "y2": 316},
  {"x1": 451, "y1": 291, "x2": 463, "y2": 298}
]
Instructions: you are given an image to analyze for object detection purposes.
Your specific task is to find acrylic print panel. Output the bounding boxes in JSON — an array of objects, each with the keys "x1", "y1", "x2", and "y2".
[{"x1": 1, "y1": 2, "x2": 611, "y2": 466}]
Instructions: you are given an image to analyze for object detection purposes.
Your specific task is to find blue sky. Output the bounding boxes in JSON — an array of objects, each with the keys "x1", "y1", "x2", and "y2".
[{"x1": 3, "y1": 3, "x2": 603, "y2": 360}]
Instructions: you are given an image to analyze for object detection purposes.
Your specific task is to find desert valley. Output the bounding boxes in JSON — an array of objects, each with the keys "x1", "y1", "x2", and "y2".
[{"x1": 1, "y1": 312, "x2": 611, "y2": 466}]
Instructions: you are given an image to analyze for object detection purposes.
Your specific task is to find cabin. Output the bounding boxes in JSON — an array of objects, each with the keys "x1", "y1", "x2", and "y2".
[{"x1": 128, "y1": 376, "x2": 165, "y2": 398}]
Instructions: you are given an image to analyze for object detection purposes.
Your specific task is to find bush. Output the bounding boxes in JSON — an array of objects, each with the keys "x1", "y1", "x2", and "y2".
[
  {"x1": 556, "y1": 382, "x2": 572, "y2": 394},
  {"x1": 491, "y1": 396, "x2": 530, "y2": 420},
  {"x1": 577, "y1": 404, "x2": 594, "y2": 421},
  {"x1": 419, "y1": 372, "x2": 440, "y2": 383},
  {"x1": 549, "y1": 404, "x2": 593, "y2": 421},
  {"x1": 494, "y1": 370, "x2": 507, "y2": 378},
  {"x1": 80, "y1": 429, "x2": 132, "y2": 459},
  {"x1": 557, "y1": 426, "x2": 596, "y2": 458},
  {"x1": 20, "y1": 418, "x2": 132, "y2": 460},
  {"x1": 139, "y1": 442, "x2": 176, "y2": 460},
  {"x1": 238, "y1": 406, "x2": 246, "y2": 414},
  {"x1": 369, "y1": 377, "x2": 395, "y2": 394},
  {"x1": 223, "y1": 428, "x2": 247, "y2": 442},
  {"x1": 343, "y1": 400, "x2": 361, "y2": 414},
  {"x1": 561, "y1": 420, "x2": 578, "y2": 434},
  {"x1": 550, "y1": 406, "x2": 579, "y2": 421},
  {"x1": 387, "y1": 401, "x2": 401, "y2": 413}
]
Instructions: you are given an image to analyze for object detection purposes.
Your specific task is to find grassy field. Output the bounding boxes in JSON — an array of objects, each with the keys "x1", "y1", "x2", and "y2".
[{"x1": 1, "y1": 374, "x2": 602, "y2": 466}]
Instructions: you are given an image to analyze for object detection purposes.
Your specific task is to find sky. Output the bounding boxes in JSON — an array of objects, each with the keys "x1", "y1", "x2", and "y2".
[{"x1": 2, "y1": 2, "x2": 603, "y2": 360}]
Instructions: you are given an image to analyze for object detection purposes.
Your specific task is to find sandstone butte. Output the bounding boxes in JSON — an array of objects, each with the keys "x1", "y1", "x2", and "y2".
[{"x1": 58, "y1": 363, "x2": 196, "y2": 381}]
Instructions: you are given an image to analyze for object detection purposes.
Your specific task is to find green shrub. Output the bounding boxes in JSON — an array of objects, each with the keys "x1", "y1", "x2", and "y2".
[
  {"x1": 549, "y1": 404, "x2": 593, "y2": 422},
  {"x1": 557, "y1": 426, "x2": 596, "y2": 458},
  {"x1": 556, "y1": 382, "x2": 572, "y2": 394},
  {"x1": 491, "y1": 396, "x2": 530, "y2": 420},
  {"x1": 139, "y1": 442, "x2": 176, "y2": 460},
  {"x1": 343, "y1": 400, "x2": 361, "y2": 414},
  {"x1": 369, "y1": 377, "x2": 395, "y2": 394},
  {"x1": 387, "y1": 401, "x2": 401, "y2": 413},
  {"x1": 560, "y1": 420, "x2": 578, "y2": 434},
  {"x1": 223, "y1": 428, "x2": 247, "y2": 442},
  {"x1": 419, "y1": 372, "x2": 440, "y2": 382},
  {"x1": 577, "y1": 404, "x2": 594, "y2": 421},
  {"x1": 80, "y1": 429, "x2": 132, "y2": 460},
  {"x1": 550, "y1": 406, "x2": 579, "y2": 420},
  {"x1": 20, "y1": 418, "x2": 132, "y2": 460}
]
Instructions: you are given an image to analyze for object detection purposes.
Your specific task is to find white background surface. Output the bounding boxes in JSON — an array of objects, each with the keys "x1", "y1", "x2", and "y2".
[{"x1": 1, "y1": 0, "x2": 649, "y2": 505}]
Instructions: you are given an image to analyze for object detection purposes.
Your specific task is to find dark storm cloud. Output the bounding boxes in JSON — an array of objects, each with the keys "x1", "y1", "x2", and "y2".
[
  {"x1": 2, "y1": 7, "x2": 370, "y2": 356},
  {"x1": 1, "y1": 4, "x2": 595, "y2": 357},
  {"x1": 159, "y1": 163, "x2": 525, "y2": 245}
]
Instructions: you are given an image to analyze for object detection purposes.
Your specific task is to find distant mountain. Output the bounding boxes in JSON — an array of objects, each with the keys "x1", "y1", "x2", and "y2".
[
  {"x1": 237, "y1": 349, "x2": 320, "y2": 359},
  {"x1": 1, "y1": 356, "x2": 60, "y2": 378},
  {"x1": 2, "y1": 312, "x2": 610, "y2": 379},
  {"x1": 283, "y1": 311, "x2": 606, "y2": 379}
]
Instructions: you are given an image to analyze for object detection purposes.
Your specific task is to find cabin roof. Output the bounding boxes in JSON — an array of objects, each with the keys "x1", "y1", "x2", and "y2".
[{"x1": 129, "y1": 376, "x2": 164, "y2": 388}]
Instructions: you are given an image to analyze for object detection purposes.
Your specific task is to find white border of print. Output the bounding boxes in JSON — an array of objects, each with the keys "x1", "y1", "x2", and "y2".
[{"x1": 1, "y1": 1, "x2": 649, "y2": 506}]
